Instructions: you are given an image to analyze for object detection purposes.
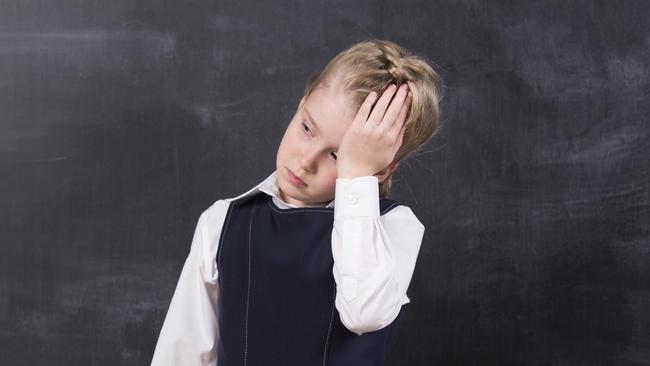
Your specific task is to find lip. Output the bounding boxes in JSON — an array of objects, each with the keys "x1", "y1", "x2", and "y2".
[{"x1": 286, "y1": 168, "x2": 306, "y2": 186}]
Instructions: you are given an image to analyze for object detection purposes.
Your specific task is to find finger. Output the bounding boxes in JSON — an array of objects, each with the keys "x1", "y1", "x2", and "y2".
[
  {"x1": 383, "y1": 83, "x2": 410, "y2": 130},
  {"x1": 390, "y1": 91, "x2": 411, "y2": 136},
  {"x1": 353, "y1": 91, "x2": 378, "y2": 129},
  {"x1": 365, "y1": 83, "x2": 398, "y2": 127}
]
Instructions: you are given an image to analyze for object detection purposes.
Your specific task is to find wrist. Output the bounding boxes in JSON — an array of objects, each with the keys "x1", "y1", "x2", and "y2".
[{"x1": 337, "y1": 164, "x2": 375, "y2": 179}]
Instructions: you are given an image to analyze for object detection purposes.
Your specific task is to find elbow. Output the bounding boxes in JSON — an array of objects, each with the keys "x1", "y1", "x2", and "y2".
[
  {"x1": 336, "y1": 296, "x2": 401, "y2": 336},
  {"x1": 340, "y1": 317, "x2": 384, "y2": 336}
]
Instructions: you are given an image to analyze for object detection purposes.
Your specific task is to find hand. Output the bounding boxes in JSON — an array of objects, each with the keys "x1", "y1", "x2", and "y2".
[{"x1": 336, "y1": 83, "x2": 412, "y2": 179}]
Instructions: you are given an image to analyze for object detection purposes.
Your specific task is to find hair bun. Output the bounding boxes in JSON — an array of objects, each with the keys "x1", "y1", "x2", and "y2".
[{"x1": 385, "y1": 54, "x2": 406, "y2": 83}]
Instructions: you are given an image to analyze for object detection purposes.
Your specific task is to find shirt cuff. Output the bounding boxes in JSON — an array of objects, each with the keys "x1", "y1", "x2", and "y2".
[{"x1": 334, "y1": 175, "x2": 380, "y2": 220}]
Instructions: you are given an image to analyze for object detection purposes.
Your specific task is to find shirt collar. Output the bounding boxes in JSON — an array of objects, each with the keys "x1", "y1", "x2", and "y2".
[{"x1": 226, "y1": 170, "x2": 335, "y2": 209}]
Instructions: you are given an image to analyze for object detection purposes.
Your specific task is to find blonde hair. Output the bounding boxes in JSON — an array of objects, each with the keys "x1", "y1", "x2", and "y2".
[{"x1": 302, "y1": 39, "x2": 445, "y2": 197}]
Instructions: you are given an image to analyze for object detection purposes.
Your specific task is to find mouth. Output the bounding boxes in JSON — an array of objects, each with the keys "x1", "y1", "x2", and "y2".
[{"x1": 286, "y1": 168, "x2": 307, "y2": 186}]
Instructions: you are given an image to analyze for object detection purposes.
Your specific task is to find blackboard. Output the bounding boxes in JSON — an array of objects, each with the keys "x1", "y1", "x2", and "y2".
[{"x1": 1, "y1": 1, "x2": 648, "y2": 365}]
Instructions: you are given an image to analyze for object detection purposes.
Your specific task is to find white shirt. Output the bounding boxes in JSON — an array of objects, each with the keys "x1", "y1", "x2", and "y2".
[{"x1": 151, "y1": 170, "x2": 425, "y2": 366}]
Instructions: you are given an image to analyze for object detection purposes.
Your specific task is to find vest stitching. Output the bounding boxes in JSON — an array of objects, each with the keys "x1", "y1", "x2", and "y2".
[
  {"x1": 322, "y1": 279, "x2": 336, "y2": 366},
  {"x1": 243, "y1": 199, "x2": 257, "y2": 366}
]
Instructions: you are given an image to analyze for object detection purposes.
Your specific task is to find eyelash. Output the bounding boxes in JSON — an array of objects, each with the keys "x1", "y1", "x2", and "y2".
[{"x1": 301, "y1": 122, "x2": 338, "y2": 161}]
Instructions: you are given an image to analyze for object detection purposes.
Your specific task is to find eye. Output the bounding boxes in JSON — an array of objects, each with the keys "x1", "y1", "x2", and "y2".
[
  {"x1": 302, "y1": 121, "x2": 337, "y2": 161},
  {"x1": 301, "y1": 122, "x2": 312, "y2": 136}
]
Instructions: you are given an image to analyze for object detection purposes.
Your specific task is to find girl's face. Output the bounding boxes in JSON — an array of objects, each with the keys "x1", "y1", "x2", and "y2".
[{"x1": 275, "y1": 85, "x2": 356, "y2": 207}]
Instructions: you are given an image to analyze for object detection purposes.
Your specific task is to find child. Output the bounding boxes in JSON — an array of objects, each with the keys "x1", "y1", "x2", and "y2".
[{"x1": 151, "y1": 39, "x2": 443, "y2": 366}]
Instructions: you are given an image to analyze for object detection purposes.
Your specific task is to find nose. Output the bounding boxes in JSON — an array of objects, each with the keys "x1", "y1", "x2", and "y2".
[{"x1": 299, "y1": 147, "x2": 319, "y2": 173}]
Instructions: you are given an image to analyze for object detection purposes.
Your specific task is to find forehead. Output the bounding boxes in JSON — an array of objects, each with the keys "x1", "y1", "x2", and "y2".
[{"x1": 302, "y1": 87, "x2": 355, "y2": 146}]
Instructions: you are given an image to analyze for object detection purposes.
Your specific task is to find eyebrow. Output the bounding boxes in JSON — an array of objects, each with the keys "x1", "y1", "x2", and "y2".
[{"x1": 303, "y1": 108, "x2": 322, "y2": 134}]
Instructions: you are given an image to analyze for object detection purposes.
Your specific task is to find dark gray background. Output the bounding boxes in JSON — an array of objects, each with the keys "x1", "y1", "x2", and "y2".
[{"x1": 1, "y1": 1, "x2": 649, "y2": 365}]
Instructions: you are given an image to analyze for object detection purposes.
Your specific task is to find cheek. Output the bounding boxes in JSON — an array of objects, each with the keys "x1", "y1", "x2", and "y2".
[
  {"x1": 319, "y1": 170, "x2": 338, "y2": 189},
  {"x1": 285, "y1": 125, "x2": 308, "y2": 152},
  {"x1": 278, "y1": 125, "x2": 299, "y2": 154}
]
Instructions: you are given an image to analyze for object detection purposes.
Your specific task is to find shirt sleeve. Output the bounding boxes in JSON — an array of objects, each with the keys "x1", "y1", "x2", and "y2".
[
  {"x1": 331, "y1": 175, "x2": 425, "y2": 336},
  {"x1": 151, "y1": 209, "x2": 221, "y2": 366}
]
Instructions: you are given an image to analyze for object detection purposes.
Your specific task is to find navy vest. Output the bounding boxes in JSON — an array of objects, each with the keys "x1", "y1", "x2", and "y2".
[{"x1": 216, "y1": 191, "x2": 402, "y2": 366}]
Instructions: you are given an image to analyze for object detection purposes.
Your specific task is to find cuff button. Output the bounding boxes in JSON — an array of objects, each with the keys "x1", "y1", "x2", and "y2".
[{"x1": 347, "y1": 194, "x2": 358, "y2": 205}]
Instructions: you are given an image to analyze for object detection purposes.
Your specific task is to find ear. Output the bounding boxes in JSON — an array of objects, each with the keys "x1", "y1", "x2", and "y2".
[{"x1": 374, "y1": 161, "x2": 400, "y2": 184}]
